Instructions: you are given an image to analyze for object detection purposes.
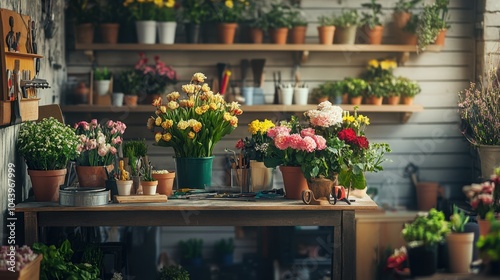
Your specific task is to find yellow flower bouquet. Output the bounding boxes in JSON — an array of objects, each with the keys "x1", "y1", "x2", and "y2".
[{"x1": 147, "y1": 72, "x2": 243, "y2": 158}]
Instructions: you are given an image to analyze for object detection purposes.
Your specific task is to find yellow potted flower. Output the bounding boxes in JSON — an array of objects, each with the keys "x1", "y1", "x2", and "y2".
[
  {"x1": 147, "y1": 72, "x2": 243, "y2": 189},
  {"x1": 156, "y1": 0, "x2": 178, "y2": 44},
  {"x1": 123, "y1": 0, "x2": 159, "y2": 44}
]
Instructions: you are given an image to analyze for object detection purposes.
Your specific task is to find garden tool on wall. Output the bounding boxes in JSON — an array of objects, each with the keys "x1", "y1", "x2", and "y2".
[
  {"x1": 273, "y1": 71, "x2": 281, "y2": 104},
  {"x1": 250, "y1": 59, "x2": 266, "y2": 104},
  {"x1": 10, "y1": 60, "x2": 22, "y2": 125}
]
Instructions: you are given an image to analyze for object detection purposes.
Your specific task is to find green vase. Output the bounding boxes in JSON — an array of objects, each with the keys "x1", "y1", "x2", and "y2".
[{"x1": 175, "y1": 157, "x2": 214, "y2": 189}]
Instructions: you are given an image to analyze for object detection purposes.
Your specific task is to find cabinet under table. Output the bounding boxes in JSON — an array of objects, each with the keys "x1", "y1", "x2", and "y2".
[{"x1": 15, "y1": 196, "x2": 378, "y2": 280}]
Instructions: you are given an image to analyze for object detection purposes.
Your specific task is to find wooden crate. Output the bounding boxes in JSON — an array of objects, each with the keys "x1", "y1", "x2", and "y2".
[
  {"x1": 0, "y1": 99, "x2": 40, "y2": 125},
  {"x1": 0, "y1": 254, "x2": 42, "y2": 280}
]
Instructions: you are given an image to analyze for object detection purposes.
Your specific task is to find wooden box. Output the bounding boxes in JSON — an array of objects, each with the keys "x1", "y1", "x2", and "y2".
[
  {"x1": 0, "y1": 254, "x2": 42, "y2": 280},
  {"x1": 0, "y1": 99, "x2": 40, "y2": 125}
]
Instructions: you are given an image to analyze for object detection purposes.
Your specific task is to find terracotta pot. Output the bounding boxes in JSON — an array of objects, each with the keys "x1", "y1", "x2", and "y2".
[
  {"x1": 350, "y1": 96, "x2": 363, "y2": 105},
  {"x1": 152, "y1": 172, "x2": 176, "y2": 196},
  {"x1": 250, "y1": 28, "x2": 264, "y2": 44},
  {"x1": 74, "y1": 82, "x2": 90, "y2": 104},
  {"x1": 361, "y1": 25, "x2": 384, "y2": 45},
  {"x1": 269, "y1": 28, "x2": 289, "y2": 44},
  {"x1": 393, "y1": 12, "x2": 412, "y2": 30},
  {"x1": 402, "y1": 96, "x2": 414, "y2": 105},
  {"x1": 76, "y1": 165, "x2": 113, "y2": 188},
  {"x1": 387, "y1": 95, "x2": 401, "y2": 105},
  {"x1": 342, "y1": 93, "x2": 349, "y2": 104},
  {"x1": 477, "y1": 218, "x2": 491, "y2": 237},
  {"x1": 416, "y1": 182, "x2": 440, "y2": 211},
  {"x1": 317, "y1": 26, "x2": 335, "y2": 45},
  {"x1": 434, "y1": 29, "x2": 447, "y2": 46},
  {"x1": 317, "y1": 96, "x2": 329, "y2": 103},
  {"x1": 371, "y1": 96, "x2": 383, "y2": 105},
  {"x1": 279, "y1": 166, "x2": 308, "y2": 200},
  {"x1": 124, "y1": 95, "x2": 138, "y2": 106},
  {"x1": 401, "y1": 31, "x2": 418, "y2": 45},
  {"x1": 217, "y1": 23, "x2": 238, "y2": 44},
  {"x1": 75, "y1": 23, "x2": 94, "y2": 44},
  {"x1": 28, "y1": 169, "x2": 67, "y2": 202},
  {"x1": 290, "y1": 26, "x2": 307, "y2": 44},
  {"x1": 306, "y1": 178, "x2": 335, "y2": 203},
  {"x1": 99, "y1": 23, "x2": 120, "y2": 44},
  {"x1": 446, "y1": 232, "x2": 474, "y2": 273},
  {"x1": 141, "y1": 180, "x2": 158, "y2": 195}
]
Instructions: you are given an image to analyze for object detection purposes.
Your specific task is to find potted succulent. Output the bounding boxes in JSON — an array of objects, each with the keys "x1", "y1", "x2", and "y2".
[
  {"x1": 397, "y1": 77, "x2": 421, "y2": 105},
  {"x1": 265, "y1": 4, "x2": 293, "y2": 44},
  {"x1": 416, "y1": 0, "x2": 450, "y2": 50},
  {"x1": 360, "y1": 0, "x2": 385, "y2": 44},
  {"x1": 317, "y1": 14, "x2": 335, "y2": 45},
  {"x1": 446, "y1": 205, "x2": 474, "y2": 273},
  {"x1": 123, "y1": 139, "x2": 148, "y2": 194},
  {"x1": 140, "y1": 156, "x2": 158, "y2": 195},
  {"x1": 401, "y1": 208, "x2": 450, "y2": 277},
  {"x1": 333, "y1": 9, "x2": 359, "y2": 44},
  {"x1": 344, "y1": 77, "x2": 368, "y2": 105},
  {"x1": 93, "y1": 67, "x2": 112, "y2": 96},
  {"x1": 17, "y1": 117, "x2": 80, "y2": 202},
  {"x1": 393, "y1": 0, "x2": 422, "y2": 31},
  {"x1": 289, "y1": 8, "x2": 308, "y2": 44}
]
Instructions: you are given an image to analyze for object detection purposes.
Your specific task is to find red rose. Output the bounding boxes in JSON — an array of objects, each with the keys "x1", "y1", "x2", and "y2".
[
  {"x1": 356, "y1": 136, "x2": 369, "y2": 149},
  {"x1": 338, "y1": 128, "x2": 357, "y2": 144}
]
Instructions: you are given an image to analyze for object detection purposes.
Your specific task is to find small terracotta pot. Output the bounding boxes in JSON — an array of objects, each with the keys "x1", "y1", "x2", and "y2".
[
  {"x1": 269, "y1": 28, "x2": 289, "y2": 44},
  {"x1": 141, "y1": 180, "x2": 158, "y2": 195},
  {"x1": 76, "y1": 165, "x2": 113, "y2": 188},
  {"x1": 401, "y1": 31, "x2": 418, "y2": 45},
  {"x1": 393, "y1": 12, "x2": 412, "y2": 30},
  {"x1": 371, "y1": 96, "x2": 383, "y2": 105},
  {"x1": 362, "y1": 25, "x2": 384, "y2": 45},
  {"x1": 342, "y1": 93, "x2": 349, "y2": 104},
  {"x1": 279, "y1": 166, "x2": 308, "y2": 200},
  {"x1": 152, "y1": 172, "x2": 176, "y2": 196},
  {"x1": 434, "y1": 29, "x2": 447, "y2": 46},
  {"x1": 75, "y1": 23, "x2": 94, "y2": 44},
  {"x1": 99, "y1": 23, "x2": 120, "y2": 44},
  {"x1": 217, "y1": 23, "x2": 238, "y2": 44},
  {"x1": 402, "y1": 96, "x2": 414, "y2": 105},
  {"x1": 250, "y1": 28, "x2": 264, "y2": 44},
  {"x1": 317, "y1": 26, "x2": 335, "y2": 45},
  {"x1": 28, "y1": 169, "x2": 67, "y2": 202},
  {"x1": 290, "y1": 26, "x2": 307, "y2": 44},
  {"x1": 124, "y1": 95, "x2": 138, "y2": 106},
  {"x1": 477, "y1": 219, "x2": 491, "y2": 237},
  {"x1": 386, "y1": 95, "x2": 401, "y2": 105},
  {"x1": 350, "y1": 96, "x2": 363, "y2": 105}
]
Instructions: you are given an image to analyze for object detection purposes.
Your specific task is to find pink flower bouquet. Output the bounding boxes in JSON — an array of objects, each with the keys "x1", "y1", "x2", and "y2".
[{"x1": 464, "y1": 181, "x2": 496, "y2": 219}]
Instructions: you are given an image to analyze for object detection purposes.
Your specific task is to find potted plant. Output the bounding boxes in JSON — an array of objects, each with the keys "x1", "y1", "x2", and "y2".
[
  {"x1": 477, "y1": 219, "x2": 500, "y2": 275},
  {"x1": 96, "y1": 0, "x2": 126, "y2": 44},
  {"x1": 317, "y1": 14, "x2": 335, "y2": 45},
  {"x1": 214, "y1": 238, "x2": 234, "y2": 265},
  {"x1": 139, "y1": 156, "x2": 158, "y2": 195},
  {"x1": 416, "y1": 0, "x2": 450, "y2": 50},
  {"x1": 178, "y1": 238, "x2": 203, "y2": 266},
  {"x1": 17, "y1": 117, "x2": 80, "y2": 202},
  {"x1": 289, "y1": 8, "x2": 308, "y2": 44},
  {"x1": 208, "y1": 0, "x2": 248, "y2": 44},
  {"x1": 181, "y1": 0, "x2": 209, "y2": 43},
  {"x1": 265, "y1": 4, "x2": 293, "y2": 44},
  {"x1": 401, "y1": 14, "x2": 419, "y2": 45},
  {"x1": 311, "y1": 85, "x2": 330, "y2": 103},
  {"x1": 333, "y1": 9, "x2": 359, "y2": 44},
  {"x1": 159, "y1": 265, "x2": 190, "y2": 280},
  {"x1": 152, "y1": 169, "x2": 176, "y2": 196},
  {"x1": 235, "y1": 119, "x2": 276, "y2": 192},
  {"x1": 366, "y1": 77, "x2": 390, "y2": 105},
  {"x1": 74, "y1": 119, "x2": 126, "y2": 188},
  {"x1": 93, "y1": 67, "x2": 112, "y2": 96},
  {"x1": 156, "y1": 0, "x2": 178, "y2": 44},
  {"x1": 397, "y1": 76, "x2": 421, "y2": 105},
  {"x1": 463, "y1": 180, "x2": 496, "y2": 236},
  {"x1": 147, "y1": 72, "x2": 242, "y2": 189},
  {"x1": 68, "y1": 0, "x2": 98, "y2": 44},
  {"x1": 446, "y1": 205, "x2": 474, "y2": 273},
  {"x1": 117, "y1": 70, "x2": 142, "y2": 106},
  {"x1": 360, "y1": 0, "x2": 385, "y2": 44},
  {"x1": 330, "y1": 80, "x2": 346, "y2": 104},
  {"x1": 401, "y1": 208, "x2": 450, "y2": 277},
  {"x1": 116, "y1": 159, "x2": 133, "y2": 196},
  {"x1": 344, "y1": 77, "x2": 368, "y2": 105},
  {"x1": 123, "y1": 139, "x2": 148, "y2": 194},
  {"x1": 248, "y1": 11, "x2": 268, "y2": 44},
  {"x1": 393, "y1": 0, "x2": 422, "y2": 31},
  {"x1": 123, "y1": 0, "x2": 159, "y2": 44}
]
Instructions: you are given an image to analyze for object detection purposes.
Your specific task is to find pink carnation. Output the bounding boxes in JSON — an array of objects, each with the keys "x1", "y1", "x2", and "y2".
[
  {"x1": 300, "y1": 136, "x2": 317, "y2": 152},
  {"x1": 274, "y1": 135, "x2": 290, "y2": 150},
  {"x1": 300, "y1": 128, "x2": 316, "y2": 137},
  {"x1": 312, "y1": 135, "x2": 327, "y2": 150},
  {"x1": 288, "y1": 134, "x2": 303, "y2": 150},
  {"x1": 267, "y1": 126, "x2": 291, "y2": 139}
]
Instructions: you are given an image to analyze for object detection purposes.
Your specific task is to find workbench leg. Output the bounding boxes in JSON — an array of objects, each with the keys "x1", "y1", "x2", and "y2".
[
  {"x1": 342, "y1": 210, "x2": 356, "y2": 280},
  {"x1": 24, "y1": 212, "x2": 38, "y2": 245},
  {"x1": 332, "y1": 221, "x2": 342, "y2": 280}
]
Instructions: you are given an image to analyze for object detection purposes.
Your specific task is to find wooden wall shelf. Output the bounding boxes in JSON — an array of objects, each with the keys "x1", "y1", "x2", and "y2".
[{"x1": 61, "y1": 104, "x2": 423, "y2": 123}]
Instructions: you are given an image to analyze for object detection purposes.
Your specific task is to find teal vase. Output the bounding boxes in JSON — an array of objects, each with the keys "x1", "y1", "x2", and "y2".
[{"x1": 175, "y1": 157, "x2": 214, "y2": 189}]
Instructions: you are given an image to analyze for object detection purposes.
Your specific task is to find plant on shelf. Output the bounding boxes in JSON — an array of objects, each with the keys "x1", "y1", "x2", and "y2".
[
  {"x1": 117, "y1": 70, "x2": 142, "y2": 96},
  {"x1": 361, "y1": 58, "x2": 398, "y2": 81},
  {"x1": 318, "y1": 15, "x2": 335, "y2": 27},
  {"x1": 140, "y1": 157, "x2": 156, "y2": 182},
  {"x1": 334, "y1": 9, "x2": 359, "y2": 28},
  {"x1": 159, "y1": 265, "x2": 190, "y2": 280},
  {"x1": 476, "y1": 219, "x2": 500, "y2": 262},
  {"x1": 123, "y1": 139, "x2": 147, "y2": 177},
  {"x1": 208, "y1": 0, "x2": 248, "y2": 23},
  {"x1": 179, "y1": 238, "x2": 203, "y2": 265},
  {"x1": 416, "y1": 0, "x2": 449, "y2": 50},
  {"x1": 344, "y1": 77, "x2": 368, "y2": 98},
  {"x1": 94, "y1": 67, "x2": 111, "y2": 81},
  {"x1": 236, "y1": 119, "x2": 275, "y2": 162},
  {"x1": 155, "y1": 0, "x2": 177, "y2": 22},
  {"x1": 394, "y1": 0, "x2": 422, "y2": 14},
  {"x1": 134, "y1": 52, "x2": 178, "y2": 98},
  {"x1": 463, "y1": 181, "x2": 496, "y2": 219},
  {"x1": 68, "y1": 0, "x2": 98, "y2": 25},
  {"x1": 360, "y1": 0, "x2": 384, "y2": 29},
  {"x1": 97, "y1": 0, "x2": 127, "y2": 24},
  {"x1": 123, "y1": 0, "x2": 158, "y2": 21},
  {"x1": 264, "y1": 2, "x2": 293, "y2": 41},
  {"x1": 180, "y1": 0, "x2": 209, "y2": 25},
  {"x1": 449, "y1": 205, "x2": 470, "y2": 233},
  {"x1": 396, "y1": 76, "x2": 421, "y2": 103},
  {"x1": 367, "y1": 77, "x2": 392, "y2": 103}
]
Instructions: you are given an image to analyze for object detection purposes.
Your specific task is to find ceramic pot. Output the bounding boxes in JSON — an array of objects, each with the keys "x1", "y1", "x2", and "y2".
[
  {"x1": 290, "y1": 26, "x2": 307, "y2": 44},
  {"x1": 317, "y1": 26, "x2": 335, "y2": 45},
  {"x1": 360, "y1": 25, "x2": 384, "y2": 44},
  {"x1": 334, "y1": 25, "x2": 357, "y2": 44},
  {"x1": 99, "y1": 23, "x2": 119, "y2": 44},
  {"x1": 446, "y1": 232, "x2": 474, "y2": 273},
  {"x1": 141, "y1": 180, "x2": 158, "y2": 195},
  {"x1": 135, "y1": 20, "x2": 157, "y2": 44},
  {"x1": 112, "y1": 93, "x2": 124, "y2": 107},
  {"x1": 371, "y1": 96, "x2": 383, "y2": 105},
  {"x1": 94, "y1": 80, "x2": 111, "y2": 96},
  {"x1": 386, "y1": 95, "x2": 401, "y2": 105},
  {"x1": 76, "y1": 165, "x2": 113, "y2": 188},
  {"x1": 350, "y1": 96, "x2": 363, "y2": 105},
  {"x1": 242, "y1": 87, "x2": 254, "y2": 105},
  {"x1": 294, "y1": 88, "x2": 309, "y2": 105},
  {"x1": 402, "y1": 96, "x2": 414, "y2": 105},
  {"x1": 75, "y1": 23, "x2": 94, "y2": 44},
  {"x1": 477, "y1": 218, "x2": 491, "y2": 237},
  {"x1": 28, "y1": 169, "x2": 67, "y2": 202},
  {"x1": 116, "y1": 180, "x2": 133, "y2": 196},
  {"x1": 434, "y1": 29, "x2": 447, "y2": 46},
  {"x1": 157, "y1": 21, "x2": 177, "y2": 44},
  {"x1": 250, "y1": 161, "x2": 274, "y2": 192},
  {"x1": 280, "y1": 88, "x2": 294, "y2": 105},
  {"x1": 152, "y1": 172, "x2": 176, "y2": 196},
  {"x1": 186, "y1": 23, "x2": 201, "y2": 43},
  {"x1": 175, "y1": 157, "x2": 214, "y2": 189},
  {"x1": 269, "y1": 28, "x2": 289, "y2": 44},
  {"x1": 217, "y1": 23, "x2": 238, "y2": 44},
  {"x1": 279, "y1": 166, "x2": 308, "y2": 200}
]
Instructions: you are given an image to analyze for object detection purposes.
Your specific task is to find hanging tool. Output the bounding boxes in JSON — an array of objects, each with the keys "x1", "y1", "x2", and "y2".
[
  {"x1": 273, "y1": 71, "x2": 281, "y2": 104},
  {"x1": 11, "y1": 60, "x2": 22, "y2": 125},
  {"x1": 5, "y1": 16, "x2": 15, "y2": 52},
  {"x1": 240, "y1": 59, "x2": 250, "y2": 92},
  {"x1": 250, "y1": 59, "x2": 266, "y2": 87}
]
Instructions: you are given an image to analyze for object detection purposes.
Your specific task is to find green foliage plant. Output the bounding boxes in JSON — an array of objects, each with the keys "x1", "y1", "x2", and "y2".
[
  {"x1": 396, "y1": 77, "x2": 421, "y2": 97},
  {"x1": 140, "y1": 156, "x2": 155, "y2": 181},
  {"x1": 179, "y1": 238, "x2": 203, "y2": 260},
  {"x1": 290, "y1": 8, "x2": 308, "y2": 27},
  {"x1": 94, "y1": 67, "x2": 111, "y2": 81},
  {"x1": 318, "y1": 15, "x2": 334, "y2": 27},
  {"x1": 344, "y1": 77, "x2": 368, "y2": 97},
  {"x1": 123, "y1": 139, "x2": 148, "y2": 176},
  {"x1": 334, "y1": 10, "x2": 359, "y2": 28},
  {"x1": 159, "y1": 265, "x2": 190, "y2": 280},
  {"x1": 265, "y1": 3, "x2": 293, "y2": 29},
  {"x1": 117, "y1": 70, "x2": 142, "y2": 95},
  {"x1": 449, "y1": 205, "x2": 470, "y2": 233},
  {"x1": 361, "y1": 0, "x2": 384, "y2": 29},
  {"x1": 476, "y1": 213, "x2": 500, "y2": 261},
  {"x1": 181, "y1": 0, "x2": 209, "y2": 25},
  {"x1": 69, "y1": 0, "x2": 98, "y2": 25},
  {"x1": 402, "y1": 208, "x2": 450, "y2": 247},
  {"x1": 394, "y1": 0, "x2": 422, "y2": 13},
  {"x1": 416, "y1": 0, "x2": 449, "y2": 50}
]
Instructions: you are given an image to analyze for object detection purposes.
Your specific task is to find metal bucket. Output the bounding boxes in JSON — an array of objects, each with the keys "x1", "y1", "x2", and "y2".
[{"x1": 59, "y1": 187, "x2": 109, "y2": 207}]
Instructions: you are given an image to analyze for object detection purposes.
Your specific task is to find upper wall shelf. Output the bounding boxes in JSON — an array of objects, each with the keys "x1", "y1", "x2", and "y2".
[
  {"x1": 61, "y1": 104, "x2": 423, "y2": 123},
  {"x1": 74, "y1": 44, "x2": 443, "y2": 64}
]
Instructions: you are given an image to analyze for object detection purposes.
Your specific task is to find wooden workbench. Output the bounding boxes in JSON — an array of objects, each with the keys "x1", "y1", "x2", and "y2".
[{"x1": 16, "y1": 195, "x2": 378, "y2": 280}]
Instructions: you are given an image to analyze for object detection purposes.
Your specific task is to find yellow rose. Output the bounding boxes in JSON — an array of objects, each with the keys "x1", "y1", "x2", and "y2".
[
  {"x1": 209, "y1": 103, "x2": 217, "y2": 111},
  {"x1": 162, "y1": 133, "x2": 172, "y2": 142},
  {"x1": 223, "y1": 112, "x2": 232, "y2": 121},
  {"x1": 195, "y1": 107, "x2": 204, "y2": 115},
  {"x1": 155, "y1": 132, "x2": 162, "y2": 142},
  {"x1": 167, "y1": 91, "x2": 180, "y2": 101},
  {"x1": 201, "y1": 83, "x2": 211, "y2": 92},
  {"x1": 161, "y1": 119, "x2": 173, "y2": 129},
  {"x1": 230, "y1": 116, "x2": 238, "y2": 127},
  {"x1": 182, "y1": 84, "x2": 196, "y2": 95}
]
